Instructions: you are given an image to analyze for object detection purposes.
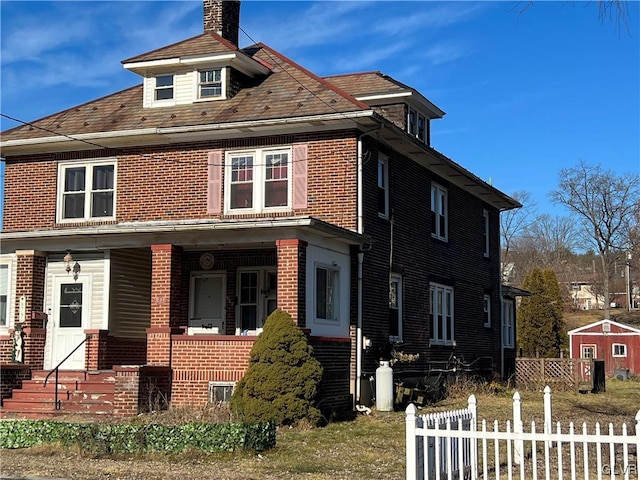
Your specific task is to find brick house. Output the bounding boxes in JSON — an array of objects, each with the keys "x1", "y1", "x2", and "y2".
[{"x1": 0, "y1": 0, "x2": 520, "y2": 416}]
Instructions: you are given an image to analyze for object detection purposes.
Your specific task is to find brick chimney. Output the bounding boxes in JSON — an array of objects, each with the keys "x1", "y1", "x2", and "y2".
[{"x1": 203, "y1": 0, "x2": 240, "y2": 46}]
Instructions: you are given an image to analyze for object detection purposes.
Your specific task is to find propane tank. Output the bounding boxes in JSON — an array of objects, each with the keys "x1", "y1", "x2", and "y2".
[{"x1": 375, "y1": 360, "x2": 394, "y2": 412}]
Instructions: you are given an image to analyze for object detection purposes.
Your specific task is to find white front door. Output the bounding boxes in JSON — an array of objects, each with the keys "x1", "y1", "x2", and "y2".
[
  {"x1": 189, "y1": 273, "x2": 226, "y2": 333},
  {"x1": 51, "y1": 277, "x2": 90, "y2": 370}
]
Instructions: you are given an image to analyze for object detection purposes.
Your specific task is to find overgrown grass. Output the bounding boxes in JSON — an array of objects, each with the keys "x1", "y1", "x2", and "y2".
[{"x1": 1, "y1": 378, "x2": 638, "y2": 480}]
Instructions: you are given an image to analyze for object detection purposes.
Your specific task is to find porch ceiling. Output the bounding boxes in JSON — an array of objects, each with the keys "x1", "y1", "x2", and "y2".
[{"x1": 0, "y1": 216, "x2": 368, "y2": 254}]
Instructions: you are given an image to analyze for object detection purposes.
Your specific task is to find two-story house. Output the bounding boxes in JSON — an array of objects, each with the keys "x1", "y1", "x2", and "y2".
[{"x1": 0, "y1": 0, "x2": 520, "y2": 417}]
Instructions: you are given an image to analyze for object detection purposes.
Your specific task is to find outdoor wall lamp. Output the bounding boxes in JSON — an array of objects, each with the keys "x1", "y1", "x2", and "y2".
[{"x1": 64, "y1": 250, "x2": 81, "y2": 281}]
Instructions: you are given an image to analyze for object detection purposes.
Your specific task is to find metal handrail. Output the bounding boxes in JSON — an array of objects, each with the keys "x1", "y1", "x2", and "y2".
[{"x1": 43, "y1": 333, "x2": 93, "y2": 410}]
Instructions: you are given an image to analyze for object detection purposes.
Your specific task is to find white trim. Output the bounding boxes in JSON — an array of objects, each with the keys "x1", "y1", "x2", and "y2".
[
  {"x1": 388, "y1": 273, "x2": 403, "y2": 342},
  {"x1": 429, "y1": 282, "x2": 454, "y2": 346},
  {"x1": 377, "y1": 154, "x2": 389, "y2": 220},
  {"x1": 224, "y1": 146, "x2": 293, "y2": 215},
  {"x1": 56, "y1": 158, "x2": 117, "y2": 224},
  {"x1": 431, "y1": 183, "x2": 448, "y2": 242},
  {"x1": 483, "y1": 294, "x2": 491, "y2": 328},
  {"x1": 356, "y1": 92, "x2": 412, "y2": 102},
  {"x1": 483, "y1": 209, "x2": 490, "y2": 258},
  {"x1": 568, "y1": 318, "x2": 640, "y2": 335},
  {"x1": 0, "y1": 257, "x2": 14, "y2": 331},
  {"x1": 612, "y1": 343, "x2": 627, "y2": 357},
  {"x1": 314, "y1": 262, "x2": 340, "y2": 324}
]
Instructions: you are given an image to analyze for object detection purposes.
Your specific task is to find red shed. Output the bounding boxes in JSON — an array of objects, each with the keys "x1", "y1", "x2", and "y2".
[{"x1": 568, "y1": 319, "x2": 640, "y2": 378}]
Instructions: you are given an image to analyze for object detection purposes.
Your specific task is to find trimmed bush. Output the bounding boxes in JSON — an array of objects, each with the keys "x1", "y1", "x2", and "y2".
[
  {"x1": 230, "y1": 309, "x2": 323, "y2": 426},
  {"x1": 0, "y1": 420, "x2": 275, "y2": 454}
]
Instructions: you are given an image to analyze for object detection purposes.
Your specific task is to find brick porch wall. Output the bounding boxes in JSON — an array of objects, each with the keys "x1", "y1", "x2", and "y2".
[
  {"x1": 0, "y1": 335, "x2": 13, "y2": 363},
  {"x1": 170, "y1": 335, "x2": 256, "y2": 407},
  {"x1": 0, "y1": 364, "x2": 31, "y2": 405}
]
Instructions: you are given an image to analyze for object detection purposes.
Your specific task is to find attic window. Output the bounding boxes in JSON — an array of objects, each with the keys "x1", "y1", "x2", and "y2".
[
  {"x1": 199, "y1": 69, "x2": 223, "y2": 98},
  {"x1": 155, "y1": 75, "x2": 174, "y2": 101},
  {"x1": 407, "y1": 107, "x2": 426, "y2": 143}
]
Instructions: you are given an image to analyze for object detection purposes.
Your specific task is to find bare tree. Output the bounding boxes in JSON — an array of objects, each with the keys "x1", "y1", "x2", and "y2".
[
  {"x1": 550, "y1": 160, "x2": 640, "y2": 318},
  {"x1": 501, "y1": 190, "x2": 536, "y2": 283},
  {"x1": 516, "y1": 1, "x2": 633, "y2": 32}
]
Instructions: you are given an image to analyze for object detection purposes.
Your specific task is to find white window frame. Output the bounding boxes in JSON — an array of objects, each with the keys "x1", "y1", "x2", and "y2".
[
  {"x1": 483, "y1": 209, "x2": 490, "y2": 257},
  {"x1": 612, "y1": 343, "x2": 627, "y2": 357},
  {"x1": 196, "y1": 67, "x2": 227, "y2": 101},
  {"x1": 581, "y1": 344, "x2": 596, "y2": 359},
  {"x1": 483, "y1": 294, "x2": 491, "y2": 328},
  {"x1": 57, "y1": 159, "x2": 117, "y2": 223},
  {"x1": 0, "y1": 261, "x2": 11, "y2": 329},
  {"x1": 154, "y1": 74, "x2": 174, "y2": 102},
  {"x1": 224, "y1": 147, "x2": 292, "y2": 214},
  {"x1": 389, "y1": 274, "x2": 402, "y2": 342},
  {"x1": 430, "y1": 283, "x2": 454, "y2": 345},
  {"x1": 431, "y1": 183, "x2": 448, "y2": 241},
  {"x1": 208, "y1": 381, "x2": 235, "y2": 403},
  {"x1": 377, "y1": 155, "x2": 389, "y2": 219},
  {"x1": 315, "y1": 263, "x2": 339, "y2": 323},
  {"x1": 235, "y1": 267, "x2": 276, "y2": 333},
  {"x1": 407, "y1": 107, "x2": 426, "y2": 143},
  {"x1": 502, "y1": 299, "x2": 515, "y2": 348}
]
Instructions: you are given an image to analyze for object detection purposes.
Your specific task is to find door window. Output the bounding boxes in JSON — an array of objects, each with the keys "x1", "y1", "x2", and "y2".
[{"x1": 59, "y1": 283, "x2": 83, "y2": 328}]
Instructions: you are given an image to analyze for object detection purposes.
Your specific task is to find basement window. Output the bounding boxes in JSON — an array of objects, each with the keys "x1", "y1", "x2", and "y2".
[{"x1": 208, "y1": 381, "x2": 235, "y2": 403}]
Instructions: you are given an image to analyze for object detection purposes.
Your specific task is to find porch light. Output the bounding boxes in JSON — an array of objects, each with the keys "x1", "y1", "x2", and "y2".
[{"x1": 64, "y1": 251, "x2": 81, "y2": 281}]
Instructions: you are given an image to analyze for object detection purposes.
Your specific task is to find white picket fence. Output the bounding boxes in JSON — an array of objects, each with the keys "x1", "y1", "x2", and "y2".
[{"x1": 406, "y1": 386, "x2": 640, "y2": 480}]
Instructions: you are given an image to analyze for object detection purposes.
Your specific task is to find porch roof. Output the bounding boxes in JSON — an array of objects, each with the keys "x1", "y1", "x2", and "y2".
[{"x1": 0, "y1": 216, "x2": 368, "y2": 254}]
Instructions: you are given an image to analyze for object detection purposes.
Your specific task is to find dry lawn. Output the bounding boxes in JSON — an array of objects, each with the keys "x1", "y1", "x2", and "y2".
[{"x1": 1, "y1": 379, "x2": 638, "y2": 480}]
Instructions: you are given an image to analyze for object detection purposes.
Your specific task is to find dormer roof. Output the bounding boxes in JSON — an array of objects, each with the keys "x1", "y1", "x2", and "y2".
[
  {"x1": 122, "y1": 32, "x2": 270, "y2": 78},
  {"x1": 325, "y1": 71, "x2": 445, "y2": 119}
]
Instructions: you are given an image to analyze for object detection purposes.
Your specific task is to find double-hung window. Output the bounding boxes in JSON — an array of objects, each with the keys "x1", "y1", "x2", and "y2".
[
  {"x1": 155, "y1": 75, "x2": 174, "y2": 101},
  {"x1": 377, "y1": 155, "x2": 389, "y2": 219},
  {"x1": 430, "y1": 283, "x2": 454, "y2": 345},
  {"x1": 0, "y1": 263, "x2": 9, "y2": 328},
  {"x1": 198, "y1": 69, "x2": 223, "y2": 98},
  {"x1": 316, "y1": 265, "x2": 338, "y2": 322},
  {"x1": 502, "y1": 299, "x2": 515, "y2": 348},
  {"x1": 408, "y1": 107, "x2": 426, "y2": 143},
  {"x1": 225, "y1": 148, "x2": 291, "y2": 213},
  {"x1": 431, "y1": 183, "x2": 448, "y2": 241},
  {"x1": 58, "y1": 161, "x2": 116, "y2": 222}
]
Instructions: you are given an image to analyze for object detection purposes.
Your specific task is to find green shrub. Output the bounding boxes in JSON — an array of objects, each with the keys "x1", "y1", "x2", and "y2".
[
  {"x1": 0, "y1": 420, "x2": 275, "y2": 454},
  {"x1": 230, "y1": 309, "x2": 323, "y2": 426}
]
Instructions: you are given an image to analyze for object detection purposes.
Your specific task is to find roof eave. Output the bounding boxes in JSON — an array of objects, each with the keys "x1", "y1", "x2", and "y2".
[{"x1": 0, "y1": 111, "x2": 378, "y2": 156}]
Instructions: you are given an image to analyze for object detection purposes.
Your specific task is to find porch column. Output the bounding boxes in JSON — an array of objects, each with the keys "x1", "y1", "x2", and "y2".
[
  {"x1": 147, "y1": 244, "x2": 183, "y2": 366},
  {"x1": 276, "y1": 239, "x2": 307, "y2": 327},
  {"x1": 15, "y1": 250, "x2": 47, "y2": 370}
]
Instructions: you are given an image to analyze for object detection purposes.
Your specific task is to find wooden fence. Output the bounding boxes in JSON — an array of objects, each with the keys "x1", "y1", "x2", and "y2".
[
  {"x1": 406, "y1": 386, "x2": 640, "y2": 480},
  {"x1": 515, "y1": 358, "x2": 602, "y2": 392}
]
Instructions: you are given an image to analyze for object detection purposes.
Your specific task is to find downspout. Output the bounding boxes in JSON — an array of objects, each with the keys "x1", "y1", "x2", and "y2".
[
  {"x1": 355, "y1": 135, "x2": 364, "y2": 406},
  {"x1": 499, "y1": 219, "x2": 505, "y2": 379}
]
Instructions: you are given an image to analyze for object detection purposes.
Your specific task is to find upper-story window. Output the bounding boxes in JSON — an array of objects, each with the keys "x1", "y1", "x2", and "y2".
[
  {"x1": 225, "y1": 148, "x2": 291, "y2": 213},
  {"x1": 431, "y1": 183, "x2": 448, "y2": 241},
  {"x1": 58, "y1": 160, "x2": 116, "y2": 222},
  {"x1": 155, "y1": 75, "x2": 174, "y2": 101},
  {"x1": 198, "y1": 69, "x2": 223, "y2": 98},
  {"x1": 408, "y1": 107, "x2": 426, "y2": 143},
  {"x1": 483, "y1": 209, "x2": 490, "y2": 257},
  {"x1": 389, "y1": 274, "x2": 402, "y2": 342},
  {"x1": 378, "y1": 155, "x2": 389, "y2": 219}
]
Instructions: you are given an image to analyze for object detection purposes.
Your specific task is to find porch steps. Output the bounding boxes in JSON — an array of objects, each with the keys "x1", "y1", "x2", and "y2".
[{"x1": 0, "y1": 370, "x2": 116, "y2": 419}]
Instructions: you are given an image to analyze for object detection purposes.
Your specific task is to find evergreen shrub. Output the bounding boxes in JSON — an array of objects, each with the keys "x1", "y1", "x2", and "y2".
[{"x1": 230, "y1": 309, "x2": 323, "y2": 426}]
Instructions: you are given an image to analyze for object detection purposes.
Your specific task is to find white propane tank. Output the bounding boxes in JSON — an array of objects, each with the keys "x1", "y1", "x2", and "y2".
[{"x1": 375, "y1": 360, "x2": 394, "y2": 412}]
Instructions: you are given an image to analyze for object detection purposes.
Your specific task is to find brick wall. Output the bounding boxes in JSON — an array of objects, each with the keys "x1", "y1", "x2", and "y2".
[
  {"x1": 2, "y1": 132, "x2": 359, "y2": 233},
  {"x1": 275, "y1": 239, "x2": 306, "y2": 326},
  {"x1": 0, "y1": 335, "x2": 13, "y2": 363},
  {"x1": 170, "y1": 335, "x2": 256, "y2": 407},
  {"x1": 359, "y1": 137, "x2": 503, "y2": 377},
  {"x1": 0, "y1": 364, "x2": 31, "y2": 405},
  {"x1": 310, "y1": 336, "x2": 352, "y2": 417}
]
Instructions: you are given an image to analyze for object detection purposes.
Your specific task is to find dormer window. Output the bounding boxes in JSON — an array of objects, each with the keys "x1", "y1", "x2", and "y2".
[
  {"x1": 408, "y1": 107, "x2": 426, "y2": 143},
  {"x1": 199, "y1": 69, "x2": 223, "y2": 98},
  {"x1": 155, "y1": 75, "x2": 174, "y2": 101}
]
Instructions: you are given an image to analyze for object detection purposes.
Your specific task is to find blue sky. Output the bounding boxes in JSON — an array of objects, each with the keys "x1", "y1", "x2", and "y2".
[{"x1": 1, "y1": 1, "x2": 639, "y2": 222}]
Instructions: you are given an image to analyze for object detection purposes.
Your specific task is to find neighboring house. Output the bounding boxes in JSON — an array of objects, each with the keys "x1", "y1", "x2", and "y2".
[
  {"x1": 0, "y1": 0, "x2": 520, "y2": 416},
  {"x1": 568, "y1": 319, "x2": 640, "y2": 378},
  {"x1": 570, "y1": 282, "x2": 603, "y2": 311}
]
